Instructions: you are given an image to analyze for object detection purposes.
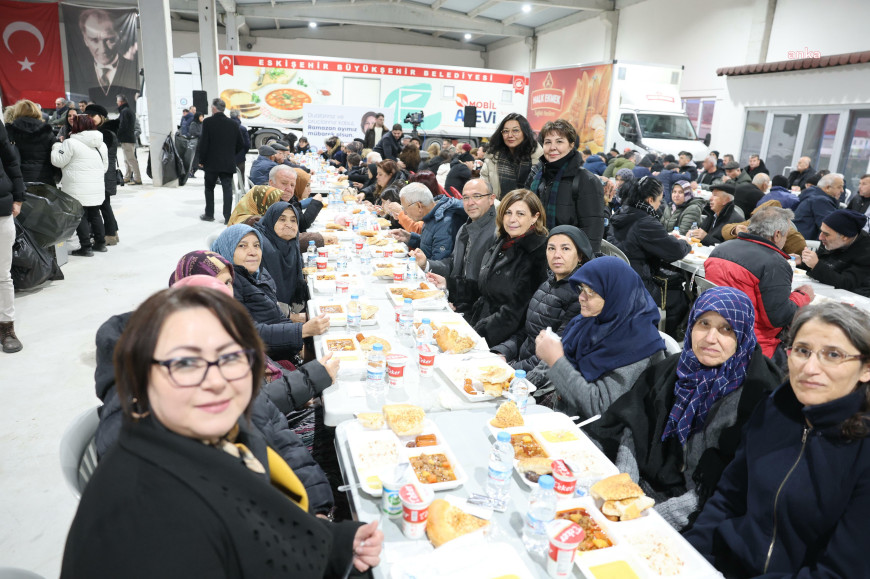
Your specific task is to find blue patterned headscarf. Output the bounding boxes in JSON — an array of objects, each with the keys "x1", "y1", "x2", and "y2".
[
  {"x1": 662, "y1": 286, "x2": 757, "y2": 444},
  {"x1": 211, "y1": 224, "x2": 263, "y2": 277}
]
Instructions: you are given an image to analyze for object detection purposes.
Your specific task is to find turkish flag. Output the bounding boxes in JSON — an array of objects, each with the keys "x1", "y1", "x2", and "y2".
[{"x1": 0, "y1": 0, "x2": 64, "y2": 109}]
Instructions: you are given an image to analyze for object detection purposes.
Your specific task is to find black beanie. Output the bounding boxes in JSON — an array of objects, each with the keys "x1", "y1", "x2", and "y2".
[
  {"x1": 823, "y1": 209, "x2": 867, "y2": 238},
  {"x1": 548, "y1": 225, "x2": 594, "y2": 262}
]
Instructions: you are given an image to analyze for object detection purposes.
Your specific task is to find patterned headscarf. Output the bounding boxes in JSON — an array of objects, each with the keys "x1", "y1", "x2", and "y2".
[
  {"x1": 168, "y1": 250, "x2": 234, "y2": 287},
  {"x1": 211, "y1": 224, "x2": 264, "y2": 277},
  {"x1": 662, "y1": 287, "x2": 757, "y2": 444},
  {"x1": 293, "y1": 168, "x2": 310, "y2": 201},
  {"x1": 226, "y1": 185, "x2": 283, "y2": 226},
  {"x1": 171, "y1": 274, "x2": 234, "y2": 297},
  {"x1": 671, "y1": 180, "x2": 693, "y2": 211}
]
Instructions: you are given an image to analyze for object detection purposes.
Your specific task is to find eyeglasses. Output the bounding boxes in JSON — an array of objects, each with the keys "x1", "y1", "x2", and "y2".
[
  {"x1": 578, "y1": 284, "x2": 599, "y2": 297},
  {"x1": 461, "y1": 194, "x2": 491, "y2": 202},
  {"x1": 786, "y1": 346, "x2": 864, "y2": 366},
  {"x1": 152, "y1": 349, "x2": 255, "y2": 387},
  {"x1": 402, "y1": 201, "x2": 421, "y2": 212},
  {"x1": 501, "y1": 128, "x2": 522, "y2": 136}
]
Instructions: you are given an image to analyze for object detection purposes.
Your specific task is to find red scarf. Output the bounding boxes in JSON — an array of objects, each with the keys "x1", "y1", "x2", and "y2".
[{"x1": 501, "y1": 227, "x2": 535, "y2": 250}]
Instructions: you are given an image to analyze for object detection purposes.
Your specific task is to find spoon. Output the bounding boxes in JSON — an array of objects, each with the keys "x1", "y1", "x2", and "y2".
[{"x1": 574, "y1": 414, "x2": 601, "y2": 428}]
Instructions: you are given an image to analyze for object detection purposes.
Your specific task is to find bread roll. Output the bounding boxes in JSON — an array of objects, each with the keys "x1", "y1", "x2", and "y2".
[{"x1": 426, "y1": 499, "x2": 490, "y2": 548}]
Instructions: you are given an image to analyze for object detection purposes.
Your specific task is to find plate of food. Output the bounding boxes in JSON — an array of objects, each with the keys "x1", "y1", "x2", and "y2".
[
  {"x1": 609, "y1": 515, "x2": 715, "y2": 578},
  {"x1": 555, "y1": 497, "x2": 619, "y2": 554},
  {"x1": 320, "y1": 333, "x2": 364, "y2": 362},
  {"x1": 436, "y1": 358, "x2": 515, "y2": 402},
  {"x1": 386, "y1": 282, "x2": 447, "y2": 310},
  {"x1": 590, "y1": 474, "x2": 655, "y2": 523},
  {"x1": 353, "y1": 332, "x2": 392, "y2": 353},
  {"x1": 311, "y1": 300, "x2": 378, "y2": 327},
  {"x1": 303, "y1": 265, "x2": 335, "y2": 276}
]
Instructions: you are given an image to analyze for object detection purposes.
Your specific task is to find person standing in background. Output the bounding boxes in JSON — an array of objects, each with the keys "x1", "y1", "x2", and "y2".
[
  {"x1": 363, "y1": 113, "x2": 385, "y2": 149},
  {"x1": 86, "y1": 104, "x2": 121, "y2": 246},
  {"x1": 116, "y1": 94, "x2": 140, "y2": 185},
  {"x1": 230, "y1": 109, "x2": 251, "y2": 183},
  {"x1": 0, "y1": 123, "x2": 24, "y2": 352},
  {"x1": 180, "y1": 105, "x2": 196, "y2": 136},
  {"x1": 197, "y1": 98, "x2": 245, "y2": 223}
]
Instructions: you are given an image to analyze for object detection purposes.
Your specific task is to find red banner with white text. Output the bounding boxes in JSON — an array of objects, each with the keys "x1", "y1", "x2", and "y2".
[{"x1": 0, "y1": 0, "x2": 64, "y2": 108}]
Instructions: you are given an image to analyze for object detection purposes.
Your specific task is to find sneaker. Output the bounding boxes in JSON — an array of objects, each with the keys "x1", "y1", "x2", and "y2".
[
  {"x1": 105, "y1": 235, "x2": 119, "y2": 246},
  {"x1": 71, "y1": 247, "x2": 94, "y2": 257},
  {"x1": 93, "y1": 243, "x2": 108, "y2": 252},
  {"x1": 199, "y1": 214, "x2": 215, "y2": 222}
]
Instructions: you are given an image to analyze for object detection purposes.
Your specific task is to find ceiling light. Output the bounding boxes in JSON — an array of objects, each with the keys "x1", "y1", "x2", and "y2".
[
  {"x1": 464, "y1": 33, "x2": 472, "y2": 40},
  {"x1": 522, "y1": 3, "x2": 532, "y2": 12},
  {"x1": 308, "y1": 22, "x2": 317, "y2": 28}
]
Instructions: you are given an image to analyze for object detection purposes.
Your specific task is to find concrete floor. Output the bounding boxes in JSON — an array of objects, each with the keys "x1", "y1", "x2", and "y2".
[{"x1": 0, "y1": 168, "x2": 228, "y2": 577}]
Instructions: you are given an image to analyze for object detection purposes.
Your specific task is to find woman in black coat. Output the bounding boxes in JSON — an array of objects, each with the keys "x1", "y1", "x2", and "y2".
[
  {"x1": 61, "y1": 287, "x2": 382, "y2": 577},
  {"x1": 6, "y1": 99, "x2": 57, "y2": 184},
  {"x1": 86, "y1": 104, "x2": 121, "y2": 245},
  {"x1": 607, "y1": 176, "x2": 690, "y2": 335},
  {"x1": 470, "y1": 188, "x2": 549, "y2": 348}
]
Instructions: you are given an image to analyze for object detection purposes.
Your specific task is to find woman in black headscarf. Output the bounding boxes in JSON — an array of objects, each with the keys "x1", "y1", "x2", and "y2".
[{"x1": 255, "y1": 201, "x2": 307, "y2": 311}]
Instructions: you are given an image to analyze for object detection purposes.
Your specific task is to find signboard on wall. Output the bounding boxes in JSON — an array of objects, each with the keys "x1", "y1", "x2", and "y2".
[
  {"x1": 528, "y1": 63, "x2": 612, "y2": 153},
  {"x1": 302, "y1": 104, "x2": 392, "y2": 150}
]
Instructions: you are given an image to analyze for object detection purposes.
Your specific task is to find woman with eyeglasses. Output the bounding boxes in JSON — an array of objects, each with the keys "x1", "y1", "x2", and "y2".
[
  {"x1": 480, "y1": 113, "x2": 543, "y2": 201},
  {"x1": 586, "y1": 286, "x2": 781, "y2": 530},
  {"x1": 62, "y1": 287, "x2": 382, "y2": 577},
  {"x1": 685, "y1": 302, "x2": 870, "y2": 577},
  {"x1": 532, "y1": 256, "x2": 667, "y2": 417}
]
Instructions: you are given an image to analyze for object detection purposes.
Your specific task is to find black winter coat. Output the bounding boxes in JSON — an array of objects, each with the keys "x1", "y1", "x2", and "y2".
[
  {"x1": 198, "y1": 111, "x2": 246, "y2": 173},
  {"x1": 0, "y1": 123, "x2": 25, "y2": 217},
  {"x1": 698, "y1": 201, "x2": 744, "y2": 246},
  {"x1": 96, "y1": 120, "x2": 120, "y2": 195},
  {"x1": 116, "y1": 102, "x2": 136, "y2": 144},
  {"x1": 743, "y1": 159, "x2": 769, "y2": 178},
  {"x1": 491, "y1": 269, "x2": 582, "y2": 373},
  {"x1": 233, "y1": 265, "x2": 304, "y2": 360},
  {"x1": 732, "y1": 183, "x2": 764, "y2": 218},
  {"x1": 685, "y1": 384, "x2": 870, "y2": 578},
  {"x1": 608, "y1": 206, "x2": 690, "y2": 299},
  {"x1": 526, "y1": 150, "x2": 606, "y2": 251},
  {"x1": 787, "y1": 165, "x2": 815, "y2": 190},
  {"x1": 6, "y1": 117, "x2": 58, "y2": 184},
  {"x1": 698, "y1": 168, "x2": 724, "y2": 188},
  {"x1": 373, "y1": 132, "x2": 402, "y2": 161},
  {"x1": 471, "y1": 233, "x2": 548, "y2": 348},
  {"x1": 62, "y1": 416, "x2": 360, "y2": 578},
  {"x1": 444, "y1": 158, "x2": 471, "y2": 193},
  {"x1": 92, "y1": 312, "x2": 335, "y2": 514},
  {"x1": 806, "y1": 230, "x2": 870, "y2": 297}
]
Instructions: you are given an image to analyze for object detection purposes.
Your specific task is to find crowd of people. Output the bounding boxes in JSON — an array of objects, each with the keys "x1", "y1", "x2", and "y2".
[{"x1": 3, "y1": 96, "x2": 870, "y2": 577}]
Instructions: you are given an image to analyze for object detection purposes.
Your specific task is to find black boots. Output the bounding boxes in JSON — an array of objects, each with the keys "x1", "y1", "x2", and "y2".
[{"x1": 0, "y1": 321, "x2": 22, "y2": 353}]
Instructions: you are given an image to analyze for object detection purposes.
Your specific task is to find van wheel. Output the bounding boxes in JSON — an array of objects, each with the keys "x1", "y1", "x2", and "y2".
[{"x1": 253, "y1": 130, "x2": 283, "y2": 149}]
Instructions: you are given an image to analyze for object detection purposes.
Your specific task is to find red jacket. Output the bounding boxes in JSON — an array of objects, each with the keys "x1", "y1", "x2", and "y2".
[{"x1": 704, "y1": 234, "x2": 811, "y2": 357}]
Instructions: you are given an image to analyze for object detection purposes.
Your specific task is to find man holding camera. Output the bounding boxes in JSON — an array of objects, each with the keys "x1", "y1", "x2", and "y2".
[{"x1": 373, "y1": 124, "x2": 403, "y2": 161}]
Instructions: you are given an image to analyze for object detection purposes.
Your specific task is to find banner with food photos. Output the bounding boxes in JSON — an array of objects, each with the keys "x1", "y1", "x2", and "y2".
[
  {"x1": 528, "y1": 63, "x2": 612, "y2": 154},
  {"x1": 61, "y1": 4, "x2": 140, "y2": 111}
]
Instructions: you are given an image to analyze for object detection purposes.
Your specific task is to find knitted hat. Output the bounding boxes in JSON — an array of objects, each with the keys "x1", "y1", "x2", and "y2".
[
  {"x1": 548, "y1": 225, "x2": 594, "y2": 263},
  {"x1": 615, "y1": 168, "x2": 634, "y2": 181},
  {"x1": 823, "y1": 209, "x2": 868, "y2": 238},
  {"x1": 458, "y1": 152, "x2": 474, "y2": 162}
]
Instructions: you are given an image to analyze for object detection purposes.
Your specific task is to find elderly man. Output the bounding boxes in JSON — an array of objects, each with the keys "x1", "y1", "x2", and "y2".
[
  {"x1": 721, "y1": 199, "x2": 807, "y2": 255},
  {"x1": 733, "y1": 172, "x2": 768, "y2": 216},
  {"x1": 412, "y1": 179, "x2": 496, "y2": 315},
  {"x1": 249, "y1": 145, "x2": 280, "y2": 185},
  {"x1": 796, "y1": 209, "x2": 870, "y2": 297},
  {"x1": 266, "y1": 165, "x2": 327, "y2": 240},
  {"x1": 722, "y1": 161, "x2": 751, "y2": 186},
  {"x1": 787, "y1": 156, "x2": 815, "y2": 190},
  {"x1": 705, "y1": 206, "x2": 814, "y2": 361},
  {"x1": 389, "y1": 182, "x2": 466, "y2": 261},
  {"x1": 373, "y1": 124, "x2": 403, "y2": 161},
  {"x1": 696, "y1": 155, "x2": 724, "y2": 190},
  {"x1": 688, "y1": 183, "x2": 745, "y2": 246},
  {"x1": 49, "y1": 97, "x2": 72, "y2": 130},
  {"x1": 792, "y1": 172, "x2": 844, "y2": 239},
  {"x1": 846, "y1": 174, "x2": 870, "y2": 231}
]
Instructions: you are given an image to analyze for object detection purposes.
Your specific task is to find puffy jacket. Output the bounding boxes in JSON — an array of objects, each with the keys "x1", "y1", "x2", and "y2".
[
  {"x1": 491, "y1": 269, "x2": 583, "y2": 373},
  {"x1": 408, "y1": 195, "x2": 466, "y2": 261},
  {"x1": 757, "y1": 185, "x2": 799, "y2": 210},
  {"x1": 608, "y1": 206, "x2": 690, "y2": 299},
  {"x1": 6, "y1": 117, "x2": 57, "y2": 184},
  {"x1": 602, "y1": 156, "x2": 634, "y2": 178},
  {"x1": 803, "y1": 230, "x2": 870, "y2": 297},
  {"x1": 479, "y1": 143, "x2": 544, "y2": 200},
  {"x1": 686, "y1": 383, "x2": 870, "y2": 578},
  {"x1": 471, "y1": 233, "x2": 548, "y2": 347},
  {"x1": 698, "y1": 201, "x2": 745, "y2": 246},
  {"x1": 50, "y1": 130, "x2": 109, "y2": 207},
  {"x1": 526, "y1": 149, "x2": 606, "y2": 251},
  {"x1": 662, "y1": 197, "x2": 706, "y2": 235},
  {"x1": 654, "y1": 168, "x2": 692, "y2": 204},
  {"x1": 0, "y1": 123, "x2": 25, "y2": 216},
  {"x1": 249, "y1": 155, "x2": 277, "y2": 185},
  {"x1": 232, "y1": 265, "x2": 304, "y2": 360},
  {"x1": 793, "y1": 186, "x2": 839, "y2": 239},
  {"x1": 582, "y1": 154, "x2": 606, "y2": 176},
  {"x1": 444, "y1": 158, "x2": 471, "y2": 193},
  {"x1": 704, "y1": 233, "x2": 811, "y2": 357}
]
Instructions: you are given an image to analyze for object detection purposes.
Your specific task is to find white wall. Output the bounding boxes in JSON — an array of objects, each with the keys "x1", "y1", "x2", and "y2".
[
  {"x1": 486, "y1": 39, "x2": 530, "y2": 73},
  {"x1": 535, "y1": 18, "x2": 608, "y2": 69},
  {"x1": 766, "y1": 0, "x2": 870, "y2": 62}
]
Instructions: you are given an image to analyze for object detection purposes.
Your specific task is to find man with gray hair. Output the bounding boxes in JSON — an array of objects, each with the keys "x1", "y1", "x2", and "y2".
[
  {"x1": 388, "y1": 181, "x2": 466, "y2": 260},
  {"x1": 365, "y1": 151, "x2": 382, "y2": 164},
  {"x1": 696, "y1": 155, "x2": 725, "y2": 190},
  {"x1": 793, "y1": 172, "x2": 844, "y2": 239},
  {"x1": 688, "y1": 182, "x2": 745, "y2": 246},
  {"x1": 733, "y1": 172, "x2": 769, "y2": 216},
  {"x1": 197, "y1": 98, "x2": 245, "y2": 222},
  {"x1": 705, "y1": 205, "x2": 814, "y2": 363}
]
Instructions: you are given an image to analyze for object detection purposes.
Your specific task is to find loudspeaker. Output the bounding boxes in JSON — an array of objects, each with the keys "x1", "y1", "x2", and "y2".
[
  {"x1": 463, "y1": 106, "x2": 477, "y2": 128},
  {"x1": 192, "y1": 90, "x2": 208, "y2": 113}
]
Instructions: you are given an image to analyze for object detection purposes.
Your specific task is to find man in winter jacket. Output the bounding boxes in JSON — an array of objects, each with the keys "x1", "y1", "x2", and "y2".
[
  {"x1": 792, "y1": 172, "x2": 843, "y2": 239},
  {"x1": 846, "y1": 174, "x2": 870, "y2": 232},
  {"x1": 444, "y1": 152, "x2": 475, "y2": 194},
  {"x1": 0, "y1": 123, "x2": 24, "y2": 353},
  {"x1": 197, "y1": 98, "x2": 245, "y2": 222},
  {"x1": 678, "y1": 151, "x2": 699, "y2": 181},
  {"x1": 787, "y1": 156, "x2": 815, "y2": 190},
  {"x1": 179, "y1": 105, "x2": 196, "y2": 136},
  {"x1": 796, "y1": 209, "x2": 870, "y2": 297},
  {"x1": 116, "y1": 94, "x2": 141, "y2": 185},
  {"x1": 249, "y1": 145, "x2": 278, "y2": 185},
  {"x1": 230, "y1": 109, "x2": 251, "y2": 182},
  {"x1": 49, "y1": 97, "x2": 73, "y2": 131},
  {"x1": 696, "y1": 155, "x2": 724, "y2": 190},
  {"x1": 722, "y1": 161, "x2": 751, "y2": 186},
  {"x1": 413, "y1": 179, "x2": 496, "y2": 316},
  {"x1": 744, "y1": 154, "x2": 769, "y2": 178},
  {"x1": 389, "y1": 183, "x2": 466, "y2": 261},
  {"x1": 757, "y1": 174, "x2": 800, "y2": 210},
  {"x1": 705, "y1": 206, "x2": 814, "y2": 359},
  {"x1": 373, "y1": 124, "x2": 403, "y2": 161},
  {"x1": 732, "y1": 173, "x2": 767, "y2": 217},
  {"x1": 688, "y1": 183, "x2": 745, "y2": 246}
]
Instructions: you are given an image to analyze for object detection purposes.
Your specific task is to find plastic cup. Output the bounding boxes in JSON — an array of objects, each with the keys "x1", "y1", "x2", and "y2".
[
  {"x1": 386, "y1": 354, "x2": 408, "y2": 388},
  {"x1": 383, "y1": 249, "x2": 393, "y2": 258},
  {"x1": 355, "y1": 236, "x2": 365, "y2": 253},
  {"x1": 335, "y1": 280, "x2": 349, "y2": 294},
  {"x1": 317, "y1": 247, "x2": 328, "y2": 259},
  {"x1": 546, "y1": 519, "x2": 586, "y2": 578},
  {"x1": 551, "y1": 459, "x2": 578, "y2": 499},
  {"x1": 393, "y1": 269, "x2": 405, "y2": 282},
  {"x1": 316, "y1": 256, "x2": 328, "y2": 271},
  {"x1": 417, "y1": 343, "x2": 436, "y2": 377},
  {"x1": 380, "y1": 470, "x2": 404, "y2": 517},
  {"x1": 400, "y1": 483, "x2": 434, "y2": 539}
]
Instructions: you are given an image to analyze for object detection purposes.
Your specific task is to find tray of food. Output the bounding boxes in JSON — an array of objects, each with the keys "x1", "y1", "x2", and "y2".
[
  {"x1": 413, "y1": 312, "x2": 484, "y2": 354},
  {"x1": 311, "y1": 299, "x2": 378, "y2": 327},
  {"x1": 574, "y1": 546, "x2": 650, "y2": 579},
  {"x1": 435, "y1": 358, "x2": 515, "y2": 402},
  {"x1": 555, "y1": 497, "x2": 620, "y2": 553},
  {"x1": 311, "y1": 272, "x2": 360, "y2": 294},
  {"x1": 320, "y1": 333, "x2": 364, "y2": 362},
  {"x1": 386, "y1": 282, "x2": 447, "y2": 310},
  {"x1": 590, "y1": 474, "x2": 656, "y2": 523},
  {"x1": 607, "y1": 515, "x2": 716, "y2": 578}
]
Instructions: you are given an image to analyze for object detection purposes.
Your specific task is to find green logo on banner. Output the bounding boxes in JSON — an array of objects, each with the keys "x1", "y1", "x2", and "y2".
[{"x1": 384, "y1": 83, "x2": 441, "y2": 131}]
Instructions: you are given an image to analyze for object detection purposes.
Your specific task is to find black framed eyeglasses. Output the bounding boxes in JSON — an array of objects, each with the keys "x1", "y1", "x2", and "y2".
[{"x1": 152, "y1": 349, "x2": 255, "y2": 387}]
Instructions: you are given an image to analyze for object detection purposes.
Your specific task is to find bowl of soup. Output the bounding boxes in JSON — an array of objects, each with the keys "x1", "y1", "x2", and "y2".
[{"x1": 260, "y1": 85, "x2": 312, "y2": 119}]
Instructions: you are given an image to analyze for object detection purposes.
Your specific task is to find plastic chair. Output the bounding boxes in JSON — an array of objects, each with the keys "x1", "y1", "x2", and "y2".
[
  {"x1": 804, "y1": 239, "x2": 821, "y2": 251},
  {"x1": 660, "y1": 330, "x2": 682, "y2": 355},
  {"x1": 0, "y1": 569, "x2": 47, "y2": 579},
  {"x1": 695, "y1": 276, "x2": 718, "y2": 296},
  {"x1": 59, "y1": 406, "x2": 100, "y2": 499},
  {"x1": 599, "y1": 239, "x2": 630, "y2": 265}
]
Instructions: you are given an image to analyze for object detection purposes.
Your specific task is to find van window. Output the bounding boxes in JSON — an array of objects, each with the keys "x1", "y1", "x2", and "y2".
[
  {"x1": 636, "y1": 114, "x2": 698, "y2": 140},
  {"x1": 618, "y1": 113, "x2": 638, "y2": 140}
]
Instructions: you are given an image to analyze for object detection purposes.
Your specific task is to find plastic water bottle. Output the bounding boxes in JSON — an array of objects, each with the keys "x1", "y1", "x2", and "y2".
[
  {"x1": 509, "y1": 370, "x2": 531, "y2": 415},
  {"x1": 486, "y1": 431, "x2": 515, "y2": 502},
  {"x1": 416, "y1": 318, "x2": 435, "y2": 376},
  {"x1": 365, "y1": 343, "x2": 387, "y2": 408},
  {"x1": 673, "y1": 226, "x2": 680, "y2": 236},
  {"x1": 360, "y1": 247, "x2": 373, "y2": 274},
  {"x1": 336, "y1": 246, "x2": 349, "y2": 272},
  {"x1": 398, "y1": 298, "x2": 415, "y2": 347},
  {"x1": 306, "y1": 241, "x2": 317, "y2": 268},
  {"x1": 690, "y1": 221, "x2": 698, "y2": 231},
  {"x1": 522, "y1": 475, "x2": 557, "y2": 554},
  {"x1": 406, "y1": 257, "x2": 418, "y2": 281},
  {"x1": 347, "y1": 294, "x2": 361, "y2": 332}
]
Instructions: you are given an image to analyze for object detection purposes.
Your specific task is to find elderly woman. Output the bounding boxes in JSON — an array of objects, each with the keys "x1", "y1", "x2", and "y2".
[
  {"x1": 227, "y1": 185, "x2": 282, "y2": 226},
  {"x1": 480, "y1": 113, "x2": 543, "y2": 200},
  {"x1": 661, "y1": 180, "x2": 705, "y2": 235},
  {"x1": 533, "y1": 256, "x2": 667, "y2": 418},
  {"x1": 525, "y1": 118, "x2": 605, "y2": 251},
  {"x1": 587, "y1": 287, "x2": 781, "y2": 530},
  {"x1": 469, "y1": 188, "x2": 549, "y2": 347},
  {"x1": 62, "y1": 287, "x2": 381, "y2": 576},
  {"x1": 212, "y1": 224, "x2": 329, "y2": 361},
  {"x1": 254, "y1": 202, "x2": 306, "y2": 312},
  {"x1": 5, "y1": 99, "x2": 57, "y2": 185},
  {"x1": 491, "y1": 225, "x2": 593, "y2": 379},
  {"x1": 686, "y1": 302, "x2": 870, "y2": 577}
]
